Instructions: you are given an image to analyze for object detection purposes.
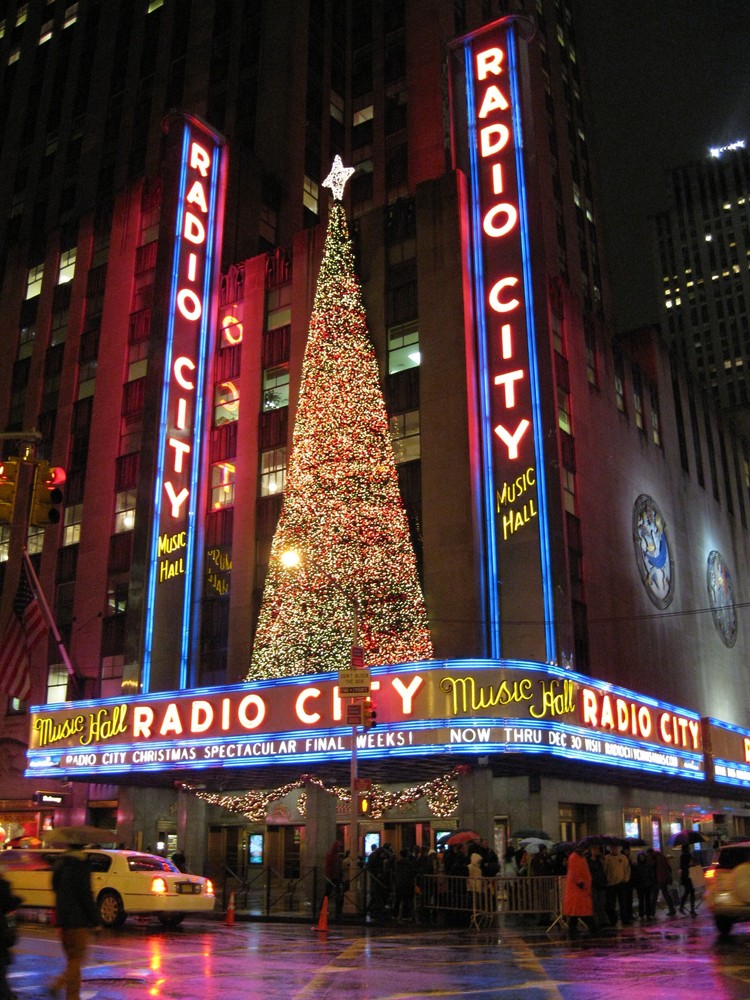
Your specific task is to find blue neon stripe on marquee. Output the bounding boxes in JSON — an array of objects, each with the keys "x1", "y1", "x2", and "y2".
[{"x1": 143, "y1": 124, "x2": 191, "y2": 693}]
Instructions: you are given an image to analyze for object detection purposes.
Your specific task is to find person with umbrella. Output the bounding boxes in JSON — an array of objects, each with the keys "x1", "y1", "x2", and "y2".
[
  {"x1": 678, "y1": 843, "x2": 697, "y2": 915},
  {"x1": 45, "y1": 839, "x2": 100, "y2": 999}
]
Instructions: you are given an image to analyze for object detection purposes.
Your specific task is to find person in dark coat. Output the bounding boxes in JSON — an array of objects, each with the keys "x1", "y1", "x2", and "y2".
[
  {"x1": 0, "y1": 870, "x2": 21, "y2": 1000},
  {"x1": 648, "y1": 848, "x2": 676, "y2": 916},
  {"x1": 323, "y1": 840, "x2": 345, "y2": 921},
  {"x1": 631, "y1": 851, "x2": 657, "y2": 920},
  {"x1": 679, "y1": 844, "x2": 697, "y2": 915},
  {"x1": 47, "y1": 844, "x2": 100, "y2": 1000},
  {"x1": 392, "y1": 849, "x2": 416, "y2": 922}
]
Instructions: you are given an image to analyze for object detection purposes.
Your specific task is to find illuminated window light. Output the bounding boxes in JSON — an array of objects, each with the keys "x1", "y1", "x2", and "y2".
[
  {"x1": 147, "y1": 0, "x2": 164, "y2": 11},
  {"x1": 8, "y1": 49, "x2": 20, "y2": 65},
  {"x1": 63, "y1": 3, "x2": 78, "y2": 28},
  {"x1": 705, "y1": 234, "x2": 712, "y2": 242},
  {"x1": 665, "y1": 300, "x2": 672, "y2": 309},
  {"x1": 39, "y1": 21, "x2": 53, "y2": 44},
  {"x1": 303, "y1": 176, "x2": 319, "y2": 215},
  {"x1": 0, "y1": 20, "x2": 5, "y2": 39},
  {"x1": 16, "y1": 5, "x2": 28, "y2": 27},
  {"x1": 353, "y1": 105, "x2": 374, "y2": 126}
]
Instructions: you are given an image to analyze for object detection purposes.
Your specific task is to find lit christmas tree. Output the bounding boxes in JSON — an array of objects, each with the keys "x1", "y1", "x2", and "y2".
[{"x1": 248, "y1": 157, "x2": 433, "y2": 680}]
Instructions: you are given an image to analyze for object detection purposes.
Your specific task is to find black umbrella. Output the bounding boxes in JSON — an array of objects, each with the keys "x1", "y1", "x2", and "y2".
[
  {"x1": 620, "y1": 837, "x2": 647, "y2": 848},
  {"x1": 668, "y1": 830, "x2": 706, "y2": 847},
  {"x1": 511, "y1": 829, "x2": 550, "y2": 841},
  {"x1": 550, "y1": 841, "x2": 576, "y2": 855},
  {"x1": 576, "y1": 834, "x2": 621, "y2": 849}
]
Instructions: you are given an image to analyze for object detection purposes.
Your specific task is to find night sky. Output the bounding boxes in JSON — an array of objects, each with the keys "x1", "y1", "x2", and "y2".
[{"x1": 572, "y1": 1, "x2": 750, "y2": 333}]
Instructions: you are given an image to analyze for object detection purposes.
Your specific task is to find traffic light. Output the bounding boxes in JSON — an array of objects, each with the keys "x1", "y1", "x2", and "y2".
[
  {"x1": 29, "y1": 461, "x2": 65, "y2": 526},
  {"x1": 363, "y1": 699, "x2": 377, "y2": 730},
  {"x1": 358, "y1": 792, "x2": 371, "y2": 817},
  {"x1": 0, "y1": 458, "x2": 20, "y2": 524}
]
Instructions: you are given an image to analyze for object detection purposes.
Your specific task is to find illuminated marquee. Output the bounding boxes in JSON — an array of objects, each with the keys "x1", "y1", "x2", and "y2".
[
  {"x1": 26, "y1": 660, "x2": 704, "y2": 782},
  {"x1": 451, "y1": 18, "x2": 553, "y2": 661},
  {"x1": 703, "y1": 718, "x2": 750, "y2": 788},
  {"x1": 144, "y1": 115, "x2": 227, "y2": 692}
]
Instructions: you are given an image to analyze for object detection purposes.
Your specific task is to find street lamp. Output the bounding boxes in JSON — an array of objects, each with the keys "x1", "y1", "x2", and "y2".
[{"x1": 280, "y1": 548, "x2": 363, "y2": 861}]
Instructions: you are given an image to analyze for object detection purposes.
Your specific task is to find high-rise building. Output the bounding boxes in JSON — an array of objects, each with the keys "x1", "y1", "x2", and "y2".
[
  {"x1": 1, "y1": 1, "x2": 749, "y2": 878},
  {"x1": 654, "y1": 141, "x2": 750, "y2": 431}
]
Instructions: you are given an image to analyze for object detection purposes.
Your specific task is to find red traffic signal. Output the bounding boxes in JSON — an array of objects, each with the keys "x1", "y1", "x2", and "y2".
[{"x1": 30, "y1": 461, "x2": 66, "y2": 526}]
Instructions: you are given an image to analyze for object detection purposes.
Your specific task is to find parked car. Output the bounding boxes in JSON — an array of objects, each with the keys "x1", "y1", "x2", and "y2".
[
  {"x1": 704, "y1": 841, "x2": 750, "y2": 935},
  {"x1": 0, "y1": 848, "x2": 216, "y2": 928}
]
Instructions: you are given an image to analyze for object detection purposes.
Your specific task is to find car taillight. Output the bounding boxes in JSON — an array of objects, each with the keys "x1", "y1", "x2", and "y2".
[
  {"x1": 704, "y1": 868, "x2": 716, "y2": 880},
  {"x1": 205, "y1": 879, "x2": 214, "y2": 895},
  {"x1": 151, "y1": 876, "x2": 168, "y2": 895}
]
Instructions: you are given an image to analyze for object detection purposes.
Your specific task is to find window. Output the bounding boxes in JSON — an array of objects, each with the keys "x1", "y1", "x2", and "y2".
[
  {"x1": 260, "y1": 447, "x2": 286, "y2": 496},
  {"x1": 127, "y1": 340, "x2": 148, "y2": 382},
  {"x1": 303, "y1": 176, "x2": 319, "y2": 215},
  {"x1": 650, "y1": 385, "x2": 662, "y2": 447},
  {"x1": 562, "y1": 468, "x2": 576, "y2": 515},
  {"x1": 390, "y1": 410, "x2": 420, "y2": 463},
  {"x1": 27, "y1": 523, "x2": 44, "y2": 556},
  {"x1": 387, "y1": 321, "x2": 420, "y2": 374},
  {"x1": 266, "y1": 284, "x2": 292, "y2": 331},
  {"x1": 0, "y1": 525, "x2": 9, "y2": 562},
  {"x1": 26, "y1": 263, "x2": 44, "y2": 299},
  {"x1": 211, "y1": 462, "x2": 235, "y2": 510},
  {"x1": 633, "y1": 369, "x2": 644, "y2": 432},
  {"x1": 58, "y1": 248, "x2": 76, "y2": 285},
  {"x1": 557, "y1": 386, "x2": 572, "y2": 434},
  {"x1": 614, "y1": 352, "x2": 626, "y2": 413},
  {"x1": 114, "y1": 489, "x2": 136, "y2": 533},
  {"x1": 215, "y1": 380, "x2": 240, "y2": 425},
  {"x1": 63, "y1": 503, "x2": 82, "y2": 546},
  {"x1": 262, "y1": 364, "x2": 289, "y2": 411},
  {"x1": 39, "y1": 20, "x2": 53, "y2": 44},
  {"x1": 63, "y1": 3, "x2": 78, "y2": 29},
  {"x1": 47, "y1": 663, "x2": 70, "y2": 705}
]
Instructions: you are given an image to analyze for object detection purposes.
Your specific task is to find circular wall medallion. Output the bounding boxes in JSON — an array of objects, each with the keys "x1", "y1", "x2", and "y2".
[
  {"x1": 707, "y1": 550, "x2": 737, "y2": 647},
  {"x1": 632, "y1": 495, "x2": 674, "y2": 609}
]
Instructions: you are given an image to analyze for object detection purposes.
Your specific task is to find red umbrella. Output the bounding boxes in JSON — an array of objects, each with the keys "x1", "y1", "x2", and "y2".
[{"x1": 438, "y1": 829, "x2": 481, "y2": 847}]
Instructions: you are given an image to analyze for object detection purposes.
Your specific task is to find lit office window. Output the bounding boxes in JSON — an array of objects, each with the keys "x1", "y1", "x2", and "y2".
[
  {"x1": 114, "y1": 489, "x2": 136, "y2": 533},
  {"x1": 58, "y1": 248, "x2": 77, "y2": 285},
  {"x1": 47, "y1": 663, "x2": 69, "y2": 705},
  {"x1": 260, "y1": 448, "x2": 287, "y2": 497},
  {"x1": 63, "y1": 503, "x2": 82, "y2": 546},
  {"x1": 262, "y1": 364, "x2": 289, "y2": 411},
  {"x1": 215, "y1": 380, "x2": 240, "y2": 425},
  {"x1": 303, "y1": 176, "x2": 319, "y2": 215},
  {"x1": 390, "y1": 410, "x2": 420, "y2": 463},
  {"x1": 211, "y1": 462, "x2": 236, "y2": 509},
  {"x1": 387, "y1": 321, "x2": 420, "y2": 374},
  {"x1": 26, "y1": 263, "x2": 44, "y2": 299}
]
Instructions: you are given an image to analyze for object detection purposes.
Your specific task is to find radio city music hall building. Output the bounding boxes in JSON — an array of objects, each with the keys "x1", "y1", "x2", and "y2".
[{"x1": 1, "y1": 3, "x2": 750, "y2": 875}]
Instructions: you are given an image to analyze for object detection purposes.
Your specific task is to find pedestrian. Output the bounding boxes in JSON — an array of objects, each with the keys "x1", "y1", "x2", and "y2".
[
  {"x1": 632, "y1": 852, "x2": 657, "y2": 920},
  {"x1": 586, "y1": 843, "x2": 608, "y2": 928},
  {"x1": 392, "y1": 848, "x2": 416, "y2": 923},
  {"x1": 323, "y1": 840, "x2": 344, "y2": 922},
  {"x1": 0, "y1": 867, "x2": 21, "y2": 1000},
  {"x1": 529, "y1": 844, "x2": 553, "y2": 877},
  {"x1": 171, "y1": 849, "x2": 187, "y2": 872},
  {"x1": 562, "y1": 845, "x2": 595, "y2": 939},
  {"x1": 366, "y1": 846, "x2": 388, "y2": 923},
  {"x1": 648, "y1": 848, "x2": 676, "y2": 916},
  {"x1": 678, "y1": 844, "x2": 697, "y2": 915},
  {"x1": 604, "y1": 845, "x2": 632, "y2": 925},
  {"x1": 46, "y1": 842, "x2": 100, "y2": 1000}
]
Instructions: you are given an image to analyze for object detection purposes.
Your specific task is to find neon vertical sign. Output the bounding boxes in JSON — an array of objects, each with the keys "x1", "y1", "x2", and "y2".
[
  {"x1": 451, "y1": 18, "x2": 554, "y2": 662},
  {"x1": 143, "y1": 115, "x2": 226, "y2": 693}
]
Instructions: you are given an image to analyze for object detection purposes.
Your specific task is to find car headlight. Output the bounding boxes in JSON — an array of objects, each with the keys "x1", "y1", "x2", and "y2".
[{"x1": 151, "y1": 876, "x2": 168, "y2": 895}]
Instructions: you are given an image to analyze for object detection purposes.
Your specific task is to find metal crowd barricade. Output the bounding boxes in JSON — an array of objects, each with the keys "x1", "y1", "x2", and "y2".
[{"x1": 419, "y1": 874, "x2": 564, "y2": 931}]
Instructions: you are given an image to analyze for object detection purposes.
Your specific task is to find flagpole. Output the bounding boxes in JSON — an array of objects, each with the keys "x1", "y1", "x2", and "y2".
[{"x1": 22, "y1": 547, "x2": 77, "y2": 683}]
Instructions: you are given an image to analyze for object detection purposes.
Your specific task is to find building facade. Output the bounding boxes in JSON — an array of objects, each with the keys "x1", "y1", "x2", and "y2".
[{"x1": 1, "y1": 0, "x2": 750, "y2": 879}]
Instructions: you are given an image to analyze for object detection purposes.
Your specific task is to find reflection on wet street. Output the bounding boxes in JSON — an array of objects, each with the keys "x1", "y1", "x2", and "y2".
[{"x1": 8, "y1": 911, "x2": 750, "y2": 999}]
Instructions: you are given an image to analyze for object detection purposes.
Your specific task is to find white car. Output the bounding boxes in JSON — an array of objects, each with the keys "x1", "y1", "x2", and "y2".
[
  {"x1": 1, "y1": 848, "x2": 216, "y2": 928},
  {"x1": 704, "y1": 841, "x2": 750, "y2": 935}
]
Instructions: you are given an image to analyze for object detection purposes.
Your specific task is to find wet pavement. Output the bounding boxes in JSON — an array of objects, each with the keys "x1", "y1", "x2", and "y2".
[{"x1": 7, "y1": 908, "x2": 750, "y2": 999}]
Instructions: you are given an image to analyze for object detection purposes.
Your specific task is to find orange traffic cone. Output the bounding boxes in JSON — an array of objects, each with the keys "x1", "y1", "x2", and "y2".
[
  {"x1": 225, "y1": 890, "x2": 235, "y2": 927},
  {"x1": 313, "y1": 895, "x2": 329, "y2": 933}
]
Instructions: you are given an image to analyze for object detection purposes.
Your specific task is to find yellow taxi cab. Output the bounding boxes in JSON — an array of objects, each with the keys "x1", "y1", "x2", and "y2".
[{"x1": 0, "y1": 848, "x2": 216, "y2": 928}]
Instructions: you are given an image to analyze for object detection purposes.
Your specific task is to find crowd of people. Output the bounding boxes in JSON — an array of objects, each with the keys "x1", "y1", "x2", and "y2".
[
  {"x1": 320, "y1": 835, "x2": 700, "y2": 936},
  {"x1": 562, "y1": 841, "x2": 698, "y2": 939}
]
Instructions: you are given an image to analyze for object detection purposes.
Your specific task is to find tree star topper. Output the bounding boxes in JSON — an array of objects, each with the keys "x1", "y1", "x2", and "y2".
[{"x1": 322, "y1": 155, "x2": 355, "y2": 201}]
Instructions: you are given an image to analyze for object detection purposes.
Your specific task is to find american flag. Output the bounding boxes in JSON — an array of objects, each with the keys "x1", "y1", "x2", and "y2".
[{"x1": 0, "y1": 562, "x2": 47, "y2": 701}]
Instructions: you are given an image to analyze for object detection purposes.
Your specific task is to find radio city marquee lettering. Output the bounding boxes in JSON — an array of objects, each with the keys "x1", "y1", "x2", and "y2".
[
  {"x1": 703, "y1": 718, "x2": 750, "y2": 787},
  {"x1": 26, "y1": 661, "x2": 703, "y2": 782},
  {"x1": 452, "y1": 18, "x2": 553, "y2": 660},
  {"x1": 144, "y1": 115, "x2": 226, "y2": 691}
]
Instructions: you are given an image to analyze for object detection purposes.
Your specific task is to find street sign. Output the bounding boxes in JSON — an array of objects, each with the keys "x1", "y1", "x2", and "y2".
[
  {"x1": 346, "y1": 702, "x2": 364, "y2": 726},
  {"x1": 354, "y1": 777, "x2": 372, "y2": 791},
  {"x1": 338, "y1": 668, "x2": 371, "y2": 696},
  {"x1": 350, "y1": 646, "x2": 365, "y2": 669}
]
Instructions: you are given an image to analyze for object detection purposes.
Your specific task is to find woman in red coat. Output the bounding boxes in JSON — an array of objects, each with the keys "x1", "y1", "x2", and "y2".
[{"x1": 563, "y1": 845, "x2": 594, "y2": 939}]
